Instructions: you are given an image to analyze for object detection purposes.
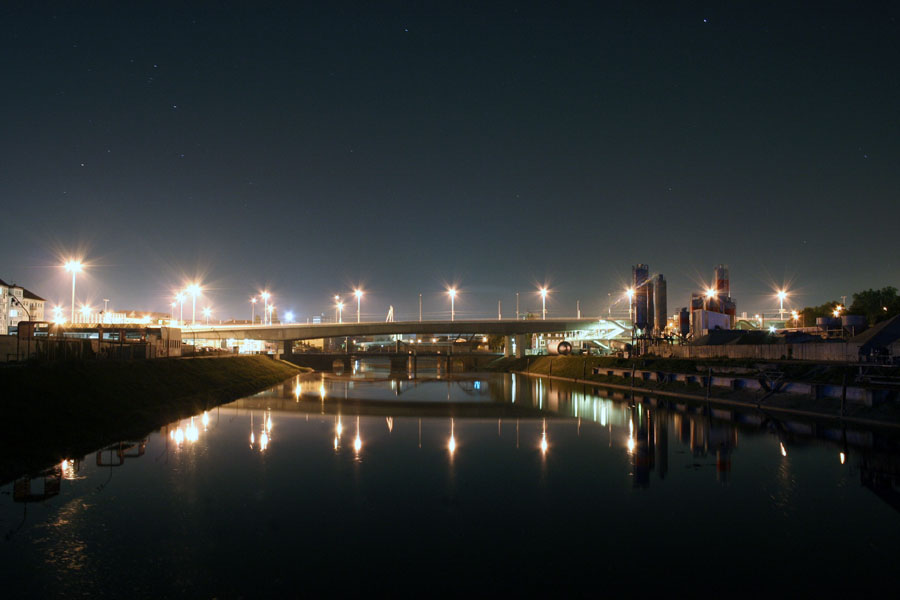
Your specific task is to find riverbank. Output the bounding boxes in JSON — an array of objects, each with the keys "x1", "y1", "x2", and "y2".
[
  {"x1": 488, "y1": 355, "x2": 900, "y2": 428},
  {"x1": 0, "y1": 355, "x2": 306, "y2": 483}
]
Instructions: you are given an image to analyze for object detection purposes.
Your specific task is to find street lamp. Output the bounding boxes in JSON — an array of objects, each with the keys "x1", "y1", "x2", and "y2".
[
  {"x1": 447, "y1": 288, "x2": 457, "y2": 321},
  {"x1": 176, "y1": 292, "x2": 185, "y2": 325},
  {"x1": 251, "y1": 297, "x2": 257, "y2": 325},
  {"x1": 186, "y1": 283, "x2": 202, "y2": 325},
  {"x1": 539, "y1": 287, "x2": 548, "y2": 320},
  {"x1": 268, "y1": 305, "x2": 275, "y2": 324},
  {"x1": 337, "y1": 301, "x2": 344, "y2": 324},
  {"x1": 261, "y1": 291, "x2": 271, "y2": 326},
  {"x1": 63, "y1": 260, "x2": 83, "y2": 323},
  {"x1": 80, "y1": 304, "x2": 91, "y2": 323},
  {"x1": 777, "y1": 290, "x2": 788, "y2": 319},
  {"x1": 354, "y1": 289, "x2": 363, "y2": 323},
  {"x1": 203, "y1": 306, "x2": 211, "y2": 325}
]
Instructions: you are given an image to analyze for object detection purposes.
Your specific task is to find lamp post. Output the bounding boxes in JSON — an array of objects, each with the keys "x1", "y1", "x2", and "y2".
[
  {"x1": 448, "y1": 288, "x2": 457, "y2": 321},
  {"x1": 176, "y1": 292, "x2": 185, "y2": 325},
  {"x1": 203, "y1": 306, "x2": 211, "y2": 325},
  {"x1": 261, "y1": 291, "x2": 271, "y2": 326},
  {"x1": 539, "y1": 288, "x2": 548, "y2": 320},
  {"x1": 777, "y1": 290, "x2": 787, "y2": 320},
  {"x1": 267, "y1": 305, "x2": 274, "y2": 325},
  {"x1": 337, "y1": 301, "x2": 344, "y2": 324},
  {"x1": 187, "y1": 284, "x2": 202, "y2": 325},
  {"x1": 334, "y1": 295, "x2": 340, "y2": 323},
  {"x1": 354, "y1": 289, "x2": 363, "y2": 323},
  {"x1": 64, "y1": 260, "x2": 83, "y2": 323},
  {"x1": 251, "y1": 297, "x2": 257, "y2": 325}
]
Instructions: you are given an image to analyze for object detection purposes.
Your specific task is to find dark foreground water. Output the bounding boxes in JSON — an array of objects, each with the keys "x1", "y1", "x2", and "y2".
[{"x1": 3, "y1": 364, "x2": 900, "y2": 597}]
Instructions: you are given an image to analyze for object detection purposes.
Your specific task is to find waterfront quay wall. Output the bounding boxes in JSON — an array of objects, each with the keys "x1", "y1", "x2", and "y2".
[
  {"x1": 649, "y1": 342, "x2": 856, "y2": 362},
  {"x1": 590, "y1": 365, "x2": 878, "y2": 406}
]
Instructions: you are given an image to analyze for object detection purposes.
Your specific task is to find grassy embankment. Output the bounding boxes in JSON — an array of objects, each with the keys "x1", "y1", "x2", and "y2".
[
  {"x1": 0, "y1": 355, "x2": 307, "y2": 482},
  {"x1": 488, "y1": 355, "x2": 900, "y2": 425}
]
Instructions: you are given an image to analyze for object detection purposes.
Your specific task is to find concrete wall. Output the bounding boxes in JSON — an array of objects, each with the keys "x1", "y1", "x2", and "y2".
[{"x1": 590, "y1": 364, "x2": 874, "y2": 406}]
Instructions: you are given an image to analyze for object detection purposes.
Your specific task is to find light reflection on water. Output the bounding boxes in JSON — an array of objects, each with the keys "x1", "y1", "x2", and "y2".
[{"x1": 3, "y1": 368, "x2": 900, "y2": 596}]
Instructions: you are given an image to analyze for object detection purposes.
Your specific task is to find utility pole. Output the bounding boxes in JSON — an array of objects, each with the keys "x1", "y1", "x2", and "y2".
[
  {"x1": 419, "y1": 293, "x2": 422, "y2": 322},
  {"x1": 498, "y1": 300, "x2": 502, "y2": 320},
  {"x1": 516, "y1": 292, "x2": 519, "y2": 320}
]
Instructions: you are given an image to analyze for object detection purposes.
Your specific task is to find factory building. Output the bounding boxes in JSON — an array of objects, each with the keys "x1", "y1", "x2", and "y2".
[
  {"x1": 690, "y1": 264, "x2": 737, "y2": 338},
  {"x1": 630, "y1": 265, "x2": 667, "y2": 337}
]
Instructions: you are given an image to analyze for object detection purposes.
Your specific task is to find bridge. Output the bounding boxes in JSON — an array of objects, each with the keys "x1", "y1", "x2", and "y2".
[{"x1": 182, "y1": 317, "x2": 630, "y2": 358}]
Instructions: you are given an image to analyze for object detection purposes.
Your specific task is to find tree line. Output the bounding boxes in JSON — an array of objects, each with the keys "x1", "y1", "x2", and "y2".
[{"x1": 798, "y1": 286, "x2": 900, "y2": 326}]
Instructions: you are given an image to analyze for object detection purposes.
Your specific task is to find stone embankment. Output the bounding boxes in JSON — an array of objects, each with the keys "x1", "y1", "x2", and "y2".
[{"x1": 489, "y1": 355, "x2": 900, "y2": 427}]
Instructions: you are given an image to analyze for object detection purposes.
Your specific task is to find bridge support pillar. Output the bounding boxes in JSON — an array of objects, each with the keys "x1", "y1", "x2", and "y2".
[
  {"x1": 504, "y1": 336, "x2": 513, "y2": 358},
  {"x1": 279, "y1": 340, "x2": 294, "y2": 359},
  {"x1": 515, "y1": 334, "x2": 527, "y2": 358}
]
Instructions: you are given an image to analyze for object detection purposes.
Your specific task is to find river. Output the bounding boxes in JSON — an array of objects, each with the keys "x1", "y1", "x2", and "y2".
[{"x1": 3, "y1": 360, "x2": 899, "y2": 596}]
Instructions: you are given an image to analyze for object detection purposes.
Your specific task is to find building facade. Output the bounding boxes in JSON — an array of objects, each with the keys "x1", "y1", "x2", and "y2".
[{"x1": 0, "y1": 279, "x2": 46, "y2": 334}]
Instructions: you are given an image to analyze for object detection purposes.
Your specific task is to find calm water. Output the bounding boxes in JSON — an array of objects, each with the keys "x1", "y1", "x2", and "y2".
[{"x1": 3, "y1": 362, "x2": 900, "y2": 597}]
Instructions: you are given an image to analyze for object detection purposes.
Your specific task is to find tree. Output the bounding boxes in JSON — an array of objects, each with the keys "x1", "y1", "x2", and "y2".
[
  {"x1": 798, "y1": 300, "x2": 840, "y2": 327},
  {"x1": 849, "y1": 287, "x2": 900, "y2": 325}
]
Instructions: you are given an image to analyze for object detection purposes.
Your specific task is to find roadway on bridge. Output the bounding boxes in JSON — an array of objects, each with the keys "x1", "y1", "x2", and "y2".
[{"x1": 182, "y1": 317, "x2": 611, "y2": 342}]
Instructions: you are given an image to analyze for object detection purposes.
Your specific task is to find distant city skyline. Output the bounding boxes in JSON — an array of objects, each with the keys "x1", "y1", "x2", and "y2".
[{"x1": 3, "y1": 3, "x2": 898, "y2": 319}]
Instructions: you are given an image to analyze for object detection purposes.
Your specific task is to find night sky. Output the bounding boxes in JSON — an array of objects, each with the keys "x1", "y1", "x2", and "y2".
[{"x1": 2, "y1": 2, "x2": 899, "y2": 321}]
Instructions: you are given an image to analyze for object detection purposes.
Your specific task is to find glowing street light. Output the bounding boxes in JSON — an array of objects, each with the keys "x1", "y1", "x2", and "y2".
[
  {"x1": 80, "y1": 304, "x2": 91, "y2": 322},
  {"x1": 337, "y1": 301, "x2": 344, "y2": 324},
  {"x1": 251, "y1": 297, "x2": 257, "y2": 324},
  {"x1": 260, "y1": 291, "x2": 271, "y2": 326},
  {"x1": 777, "y1": 290, "x2": 788, "y2": 319},
  {"x1": 833, "y1": 304, "x2": 843, "y2": 318},
  {"x1": 354, "y1": 289, "x2": 363, "y2": 323},
  {"x1": 175, "y1": 291, "x2": 185, "y2": 325},
  {"x1": 447, "y1": 288, "x2": 457, "y2": 321},
  {"x1": 267, "y1": 305, "x2": 274, "y2": 325},
  {"x1": 539, "y1": 287, "x2": 548, "y2": 320},
  {"x1": 63, "y1": 260, "x2": 83, "y2": 323},
  {"x1": 203, "y1": 306, "x2": 211, "y2": 325},
  {"x1": 186, "y1": 283, "x2": 202, "y2": 325}
]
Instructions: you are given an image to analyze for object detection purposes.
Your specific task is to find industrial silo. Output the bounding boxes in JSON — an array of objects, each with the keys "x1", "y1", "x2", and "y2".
[
  {"x1": 653, "y1": 274, "x2": 667, "y2": 335},
  {"x1": 632, "y1": 264, "x2": 650, "y2": 331}
]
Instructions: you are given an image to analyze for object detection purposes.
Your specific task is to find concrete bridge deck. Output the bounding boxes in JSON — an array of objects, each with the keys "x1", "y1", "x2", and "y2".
[{"x1": 182, "y1": 317, "x2": 607, "y2": 342}]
